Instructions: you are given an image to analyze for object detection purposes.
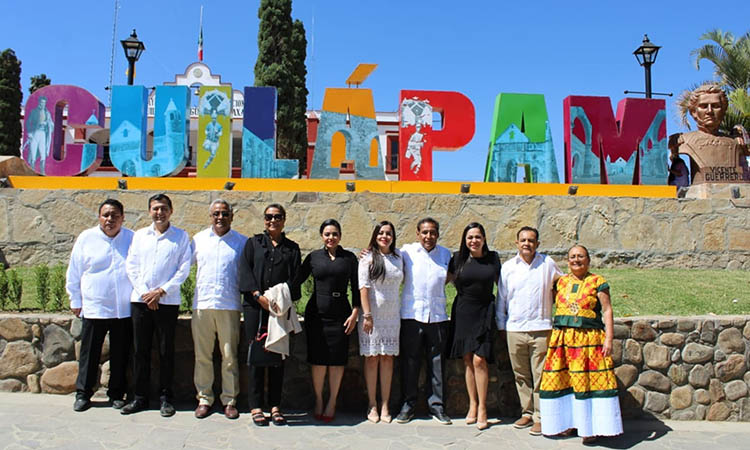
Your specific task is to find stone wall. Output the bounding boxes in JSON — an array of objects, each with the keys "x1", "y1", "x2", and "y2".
[
  {"x1": 1, "y1": 188, "x2": 749, "y2": 270},
  {"x1": 1, "y1": 313, "x2": 749, "y2": 421}
]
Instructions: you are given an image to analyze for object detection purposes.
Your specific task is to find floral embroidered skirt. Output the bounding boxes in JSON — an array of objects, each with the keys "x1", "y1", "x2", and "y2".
[{"x1": 539, "y1": 326, "x2": 623, "y2": 437}]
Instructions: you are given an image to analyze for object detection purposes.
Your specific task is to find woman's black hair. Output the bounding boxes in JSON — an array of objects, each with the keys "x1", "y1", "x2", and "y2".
[
  {"x1": 454, "y1": 222, "x2": 489, "y2": 277},
  {"x1": 366, "y1": 221, "x2": 399, "y2": 282},
  {"x1": 264, "y1": 203, "x2": 286, "y2": 218},
  {"x1": 319, "y1": 218, "x2": 341, "y2": 235}
]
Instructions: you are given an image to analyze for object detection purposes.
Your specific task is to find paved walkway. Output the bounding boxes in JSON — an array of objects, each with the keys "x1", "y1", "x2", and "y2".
[{"x1": 2, "y1": 393, "x2": 750, "y2": 449}]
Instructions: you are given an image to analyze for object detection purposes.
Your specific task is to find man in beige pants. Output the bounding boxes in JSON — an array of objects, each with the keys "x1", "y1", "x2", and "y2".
[
  {"x1": 191, "y1": 199, "x2": 248, "y2": 419},
  {"x1": 496, "y1": 226, "x2": 562, "y2": 436}
]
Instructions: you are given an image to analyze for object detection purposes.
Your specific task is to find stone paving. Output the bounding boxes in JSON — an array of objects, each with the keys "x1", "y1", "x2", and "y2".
[{"x1": 2, "y1": 393, "x2": 750, "y2": 449}]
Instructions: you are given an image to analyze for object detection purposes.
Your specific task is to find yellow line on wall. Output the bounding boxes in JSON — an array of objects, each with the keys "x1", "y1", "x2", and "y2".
[{"x1": 7, "y1": 176, "x2": 677, "y2": 198}]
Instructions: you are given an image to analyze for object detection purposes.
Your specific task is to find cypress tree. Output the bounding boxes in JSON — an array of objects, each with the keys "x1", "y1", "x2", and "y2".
[
  {"x1": 254, "y1": 0, "x2": 294, "y2": 161},
  {"x1": 254, "y1": 0, "x2": 308, "y2": 171},
  {"x1": 289, "y1": 19, "x2": 308, "y2": 172},
  {"x1": 0, "y1": 49, "x2": 23, "y2": 157}
]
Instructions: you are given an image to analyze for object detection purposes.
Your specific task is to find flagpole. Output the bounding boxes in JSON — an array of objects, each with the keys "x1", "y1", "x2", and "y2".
[{"x1": 198, "y1": 5, "x2": 204, "y2": 61}]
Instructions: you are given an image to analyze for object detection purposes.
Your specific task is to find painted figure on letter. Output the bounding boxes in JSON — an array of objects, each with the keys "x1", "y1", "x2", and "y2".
[
  {"x1": 405, "y1": 124, "x2": 425, "y2": 174},
  {"x1": 400, "y1": 97, "x2": 432, "y2": 176},
  {"x1": 200, "y1": 89, "x2": 231, "y2": 168},
  {"x1": 26, "y1": 96, "x2": 54, "y2": 174}
]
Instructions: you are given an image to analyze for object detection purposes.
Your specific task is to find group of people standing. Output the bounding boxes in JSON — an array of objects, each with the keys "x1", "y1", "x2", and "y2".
[{"x1": 66, "y1": 194, "x2": 622, "y2": 444}]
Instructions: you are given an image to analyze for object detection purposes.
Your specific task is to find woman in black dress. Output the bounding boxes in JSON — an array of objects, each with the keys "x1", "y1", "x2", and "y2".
[
  {"x1": 447, "y1": 222, "x2": 500, "y2": 430},
  {"x1": 294, "y1": 219, "x2": 360, "y2": 422},
  {"x1": 239, "y1": 204, "x2": 301, "y2": 426}
]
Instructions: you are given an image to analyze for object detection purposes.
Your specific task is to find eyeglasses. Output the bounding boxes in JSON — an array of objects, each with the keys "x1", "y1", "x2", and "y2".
[
  {"x1": 264, "y1": 213, "x2": 285, "y2": 221},
  {"x1": 212, "y1": 211, "x2": 231, "y2": 218}
]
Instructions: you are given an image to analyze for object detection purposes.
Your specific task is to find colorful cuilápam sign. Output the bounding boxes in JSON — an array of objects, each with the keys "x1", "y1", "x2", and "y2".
[{"x1": 21, "y1": 81, "x2": 668, "y2": 184}]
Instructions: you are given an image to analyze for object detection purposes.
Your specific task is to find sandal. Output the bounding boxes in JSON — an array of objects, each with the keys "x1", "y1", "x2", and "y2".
[
  {"x1": 367, "y1": 406, "x2": 380, "y2": 423},
  {"x1": 271, "y1": 411, "x2": 287, "y2": 426},
  {"x1": 251, "y1": 411, "x2": 268, "y2": 426}
]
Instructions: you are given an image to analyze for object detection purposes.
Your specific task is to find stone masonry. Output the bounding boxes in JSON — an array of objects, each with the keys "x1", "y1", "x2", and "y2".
[
  {"x1": 1, "y1": 313, "x2": 749, "y2": 422},
  {"x1": 0, "y1": 189, "x2": 749, "y2": 269}
]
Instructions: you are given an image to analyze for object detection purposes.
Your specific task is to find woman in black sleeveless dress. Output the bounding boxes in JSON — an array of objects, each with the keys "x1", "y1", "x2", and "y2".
[
  {"x1": 293, "y1": 219, "x2": 360, "y2": 422},
  {"x1": 448, "y1": 222, "x2": 500, "y2": 430}
]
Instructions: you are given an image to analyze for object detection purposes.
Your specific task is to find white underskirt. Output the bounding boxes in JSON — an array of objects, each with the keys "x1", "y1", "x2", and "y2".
[{"x1": 540, "y1": 393, "x2": 623, "y2": 437}]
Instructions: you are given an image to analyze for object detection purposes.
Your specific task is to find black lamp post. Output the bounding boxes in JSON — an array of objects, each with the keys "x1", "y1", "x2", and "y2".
[
  {"x1": 121, "y1": 29, "x2": 145, "y2": 86},
  {"x1": 633, "y1": 34, "x2": 661, "y2": 98}
]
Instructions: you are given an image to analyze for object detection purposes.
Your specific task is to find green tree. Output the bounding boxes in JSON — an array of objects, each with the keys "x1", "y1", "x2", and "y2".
[
  {"x1": 289, "y1": 19, "x2": 309, "y2": 172},
  {"x1": 254, "y1": 0, "x2": 307, "y2": 172},
  {"x1": 678, "y1": 30, "x2": 750, "y2": 133},
  {"x1": 0, "y1": 49, "x2": 23, "y2": 157},
  {"x1": 29, "y1": 73, "x2": 51, "y2": 94}
]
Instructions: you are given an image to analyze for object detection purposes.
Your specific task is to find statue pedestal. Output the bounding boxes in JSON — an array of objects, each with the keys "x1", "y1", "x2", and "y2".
[{"x1": 684, "y1": 183, "x2": 750, "y2": 199}]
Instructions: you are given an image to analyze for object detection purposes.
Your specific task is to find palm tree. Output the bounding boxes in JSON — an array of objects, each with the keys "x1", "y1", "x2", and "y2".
[{"x1": 677, "y1": 29, "x2": 750, "y2": 133}]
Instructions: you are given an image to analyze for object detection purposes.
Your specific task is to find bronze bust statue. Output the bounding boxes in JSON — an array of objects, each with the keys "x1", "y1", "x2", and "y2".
[{"x1": 669, "y1": 84, "x2": 749, "y2": 184}]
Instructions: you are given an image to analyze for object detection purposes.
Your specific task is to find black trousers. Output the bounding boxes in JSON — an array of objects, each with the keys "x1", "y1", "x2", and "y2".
[
  {"x1": 244, "y1": 304, "x2": 284, "y2": 409},
  {"x1": 399, "y1": 319, "x2": 449, "y2": 411},
  {"x1": 75, "y1": 317, "x2": 132, "y2": 400},
  {"x1": 131, "y1": 303, "x2": 179, "y2": 403}
]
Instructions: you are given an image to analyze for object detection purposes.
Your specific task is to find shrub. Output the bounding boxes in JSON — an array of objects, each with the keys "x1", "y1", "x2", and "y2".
[
  {"x1": 50, "y1": 264, "x2": 68, "y2": 311},
  {"x1": 6, "y1": 269, "x2": 22, "y2": 310},
  {"x1": 34, "y1": 264, "x2": 50, "y2": 311},
  {"x1": 0, "y1": 264, "x2": 8, "y2": 310},
  {"x1": 180, "y1": 271, "x2": 195, "y2": 313}
]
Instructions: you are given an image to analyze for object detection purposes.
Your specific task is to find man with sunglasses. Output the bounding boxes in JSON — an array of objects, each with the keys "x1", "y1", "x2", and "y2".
[{"x1": 191, "y1": 199, "x2": 248, "y2": 419}]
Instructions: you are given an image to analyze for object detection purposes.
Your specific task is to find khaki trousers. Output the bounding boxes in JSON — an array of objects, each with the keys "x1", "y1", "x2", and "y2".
[
  {"x1": 506, "y1": 330, "x2": 550, "y2": 423},
  {"x1": 191, "y1": 309, "x2": 241, "y2": 406}
]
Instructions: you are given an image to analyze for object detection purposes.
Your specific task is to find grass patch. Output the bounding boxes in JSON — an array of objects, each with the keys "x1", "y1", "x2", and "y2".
[
  {"x1": 597, "y1": 268, "x2": 750, "y2": 316},
  {"x1": 4, "y1": 266, "x2": 749, "y2": 317}
]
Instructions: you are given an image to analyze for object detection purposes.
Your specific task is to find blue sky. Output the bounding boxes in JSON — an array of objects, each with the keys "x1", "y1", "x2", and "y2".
[{"x1": 2, "y1": 0, "x2": 747, "y2": 181}]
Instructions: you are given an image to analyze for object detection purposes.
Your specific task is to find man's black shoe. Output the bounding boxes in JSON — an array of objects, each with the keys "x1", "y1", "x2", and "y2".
[
  {"x1": 73, "y1": 397, "x2": 90, "y2": 412},
  {"x1": 395, "y1": 404, "x2": 415, "y2": 424},
  {"x1": 120, "y1": 400, "x2": 147, "y2": 415},
  {"x1": 430, "y1": 408, "x2": 452, "y2": 425},
  {"x1": 111, "y1": 399, "x2": 126, "y2": 410},
  {"x1": 160, "y1": 401, "x2": 176, "y2": 417}
]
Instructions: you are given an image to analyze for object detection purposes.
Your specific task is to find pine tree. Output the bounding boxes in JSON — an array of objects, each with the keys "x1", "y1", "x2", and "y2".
[
  {"x1": 29, "y1": 74, "x2": 51, "y2": 94},
  {"x1": 254, "y1": 0, "x2": 307, "y2": 172},
  {"x1": 0, "y1": 49, "x2": 23, "y2": 157},
  {"x1": 289, "y1": 19, "x2": 309, "y2": 172}
]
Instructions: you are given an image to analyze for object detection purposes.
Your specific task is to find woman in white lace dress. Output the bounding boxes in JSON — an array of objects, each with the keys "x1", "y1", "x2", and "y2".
[{"x1": 358, "y1": 221, "x2": 404, "y2": 424}]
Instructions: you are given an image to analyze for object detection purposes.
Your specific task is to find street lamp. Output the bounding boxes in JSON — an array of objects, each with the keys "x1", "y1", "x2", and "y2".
[
  {"x1": 121, "y1": 29, "x2": 145, "y2": 86},
  {"x1": 632, "y1": 34, "x2": 660, "y2": 98}
]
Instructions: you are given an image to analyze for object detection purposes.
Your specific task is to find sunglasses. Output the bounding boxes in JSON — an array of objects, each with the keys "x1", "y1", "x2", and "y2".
[
  {"x1": 212, "y1": 211, "x2": 231, "y2": 218},
  {"x1": 264, "y1": 213, "x2": 285, "y2": 221}
]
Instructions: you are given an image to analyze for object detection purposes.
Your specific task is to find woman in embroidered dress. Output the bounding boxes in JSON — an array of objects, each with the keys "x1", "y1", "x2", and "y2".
[
  {"x1": 358, "y1": 221, "x2": 404, "y2": 423},
  {"x1": 539, "y1": 245, "x2": 622, "y2": 444}
]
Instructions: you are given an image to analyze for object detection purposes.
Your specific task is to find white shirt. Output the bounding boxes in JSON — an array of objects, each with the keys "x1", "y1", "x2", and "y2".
[
  {"x1": 400, "y1": 242, "x2": 451, "y2": 323},
  {"x1": 192, "y1": 227, "x2": 248, "y2": 311},
  {"x1": 126, "y1": 223, "x2": 192, "y2": 306},
  {"x1": 496, "y1": 252, "x2": 562, "y2": 332},
  {"x1": 66, "y1": 226, "x2": 134, "y2": 319}
]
